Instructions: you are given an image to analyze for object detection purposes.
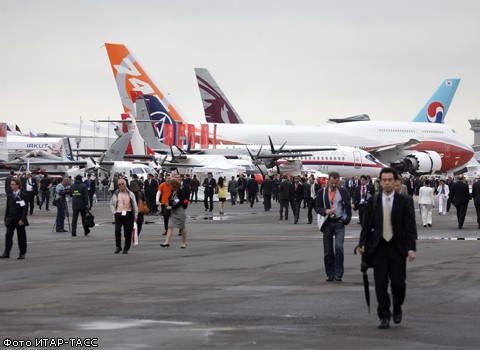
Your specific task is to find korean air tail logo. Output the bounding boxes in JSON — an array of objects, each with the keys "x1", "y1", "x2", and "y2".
[{"x1": 426, "y1": 101, "x2": 444, "y2": 123}]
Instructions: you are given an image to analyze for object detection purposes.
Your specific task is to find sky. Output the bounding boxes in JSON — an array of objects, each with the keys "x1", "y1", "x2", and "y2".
[{"x1": 1, "y1": 0, "x2": 480, "y2": 144}]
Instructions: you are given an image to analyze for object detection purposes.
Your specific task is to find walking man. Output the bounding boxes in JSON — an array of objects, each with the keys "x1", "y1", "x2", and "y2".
[
  {"x1": 470, "y1": 177, "x2": 480, "y2": 229},
  {"x1": 277, "y1": 175, "x2": 291, "y2": 220},
  {"x1": 84, "y1": 173, "x2": 96, "y2": 209},
  {"x1": 203, "y1": 172, "x2": 216, "y2": 212},
  {"x1": 450, "y1": 175, "x2": 470, "y2": 229},
  {"x1": 70, "y1": 174, "x2": 90, "y2": 237},
  {"x1": 306, "y1": 176, "x2": 321, "y2": 224},
  {"x1": 358, "y1": 167, "x2": 417, "y2": 329},
  {"x1": 316, "y1": 172, "x2": 352, "y2": 282}
]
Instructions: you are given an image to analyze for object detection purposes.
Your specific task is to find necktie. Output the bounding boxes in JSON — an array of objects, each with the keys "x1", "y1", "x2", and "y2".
[
  {"x1": 362, "y1": 186, "x2": 366, "y2": 199},
  {"x1": 311, "y1": 185, "x2": 316, "y2": 199},
  {"x1": 383, "y1": 196, "x2": 393, "y2": 242}
]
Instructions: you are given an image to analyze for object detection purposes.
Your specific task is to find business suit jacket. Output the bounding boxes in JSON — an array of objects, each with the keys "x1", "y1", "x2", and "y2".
[
  {"x1": 353, "y1": 183, "x2": 374, "y2": 210},
  {"x1": 260, "y1": 178, "x2": 274, "y2": 196},
  {"x1": 203, "y1": 177, "x2": 217, "y2": 194},
  {"x1": 247, "y1": 178, "x2": 258, "y2": 194},
  {"x1": 277, "y1": 180, "x2": 291, "y2": 201},
  {"x1": 4, "y1": 191, "x2": 29, "y2": 227},
  {"x1": 471, "y1": 181, "x2": 480, "y2": 206},
  {"x1": 450, "y1": 181, "x2": 470, "y2": 206},
  {"x1": 289, "y1": 183, "x2": 305, "y2": 203},
  {"x1": 359, "y1": 192, "x2": 416, "y2": 258},
  {"x1": 305, "y1": 183, "x2": 322, "y2": 200},
  {"x1": 315, "y1": 186, "x2": 352, "y2": 225},
  {"x1": 144, "y1": 178, "x2": 159, "y2": 197},
  {"x1": 21, "y1": 176, "x2": 38, "y2": 194}
]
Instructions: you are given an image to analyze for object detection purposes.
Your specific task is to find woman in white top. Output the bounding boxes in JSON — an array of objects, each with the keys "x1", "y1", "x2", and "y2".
[
  {"x1": 436, "y1": 179, "x2": 450, "y2": 215},
  {"x1": 418, "y1": 179, "x2": 435, "y2": 227}
]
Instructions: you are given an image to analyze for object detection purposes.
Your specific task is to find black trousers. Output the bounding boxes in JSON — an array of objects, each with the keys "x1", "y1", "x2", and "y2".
[
  {"x1": 475, "y1": 204, "x2": 480, "y2": 227},
  {"x1": 204, "y1": 191, "x2": 214, "y2": 210},
  {"x1": 4, "y1": 223, "x2": 27, "y2": 256},
  {"x1": 279, "y1": 199, "x2": 289, "y2": 219},
  {"x1": 291, "y1": 200, "x2": 301, "y2": 222},
  {"x1": 115, "y1": 212, "x2": 134, "y2": 251},
  {"x1": 455, "y1": 203, "x2": 468, "y2": 227},
  {"x1": 162, "y1": 205, "x2": 171, "y2": 232},
  {"x1": 263, "y1": 194, "x2": 271, "y2": 210},
  {"x1": 372, "y1": 240, "x2": 407, "y2": 320},
  {"x1": 358, "y1": 204, "x2": 367, "y2": 226},
  {"x1": 24, "y1": 191, "x2": 35, "y2": 214},
  {"x1": 307, "y1": 198, "x2": 316, "y2": 223},
  {"x1": 71, "y1": 209, "x2": 87, "y2": 235}
]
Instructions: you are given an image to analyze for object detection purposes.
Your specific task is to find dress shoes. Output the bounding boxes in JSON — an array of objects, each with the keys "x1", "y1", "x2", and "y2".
[
  {"x1": 85, "y1": 228, "x2": 91, "y2": 236},
  {"x1": 334, "y1": 277, "x2": 342, "y2": 282},
  {"x1": 72, "y1": 233, "x2": 77, "y2": 237},
  {"x1": 378, "y1": 317, "x2": 390, "y2": 329},
  {"x1": 427, "y1": 223, "x2": 432, "y2": 227},
  {"x1": 393, "y1": 306, "x2": 402, "y2": 324},
  {"x1": 17, "y1": 255, "x2": 25, "y2": 260},
  {"x1": 114, "y1": 247, "x2": 122, "y2": 254},
  {"x1": 278, "y1": 218, "x2": 283, "y2": 220},
  {"x1": 308, "y1": 221, "x2": 312, "y2": 224},
  {"x1": 160, "y1": 243, "x2": 170, "y2": 248},
  {"x1": 0, "y1": 253, "x2": 10, "y2": 259},
  {"x1": 56, "y1": 229, "x2": 67, "y2": 232},
  {"x1": 122, "y1": 249, "x2": 128, "y2": 254},
  {"x1": 326, "y1": 276, "x2": 334, "y2": 282}
]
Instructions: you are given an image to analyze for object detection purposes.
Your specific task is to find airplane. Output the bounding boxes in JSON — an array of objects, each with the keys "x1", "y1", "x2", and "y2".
[
  {"x1": 8, "y1": 124, "x2": 154, "y2": 182},
  {"x1": 192, "y1": 70, "x2": 470, "y2": 174},
  {"x1": 129, "y1": 93, "x2": 387, "y2": 177},
  {"x1": 104, "y1": 43, "x2": 473, "y2": 175}
]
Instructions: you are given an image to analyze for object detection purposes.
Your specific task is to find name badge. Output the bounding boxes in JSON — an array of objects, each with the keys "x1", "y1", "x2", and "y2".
[
  {"x1": 17, "y1": 200, "x2": 26, "y2": 207},
  {"x1": 121, "y1": 210, "x2": 127, "y2": 216}
]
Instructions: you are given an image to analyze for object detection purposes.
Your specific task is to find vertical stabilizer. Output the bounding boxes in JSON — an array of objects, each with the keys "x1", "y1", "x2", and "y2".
[
  {"x1": 104, "y1": 43, "x2": 185, "y2": 141},
  {"x1": 412, "y1": 79, "x2": 460, "y2": 123},
  {"x1": 195, "y1": 68, "x2": 244, "y2": 124}
]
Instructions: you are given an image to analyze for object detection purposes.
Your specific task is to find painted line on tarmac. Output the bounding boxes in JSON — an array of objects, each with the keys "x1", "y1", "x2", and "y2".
[{"x1": 418, "y1": 236, "x2": 480, "y2": 240}]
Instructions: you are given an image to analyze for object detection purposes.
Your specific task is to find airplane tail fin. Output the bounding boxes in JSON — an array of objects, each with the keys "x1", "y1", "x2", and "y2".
[
  {"x1": 61, "y1": 138, "x2": 75, "y2": 162},
  {"x1": 100, "y1": 130, "x2": 133, "y2": 163},
  {"x1": 412, "y1": 79, "x2": 460, "y2": 123},
  {"x1": 134, "y1": 96, "x2": 169, "y2": 151},
  {"x1": 104, "y1": 43, "x2": 186, "y2": 141},
  {"x1": 195, "y1": 68, "x2": 244, "y2": 124}
]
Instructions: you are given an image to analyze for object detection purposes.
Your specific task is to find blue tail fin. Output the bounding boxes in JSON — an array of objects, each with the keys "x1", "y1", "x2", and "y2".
[{"x1": 412, "y1": 79, "x2": 460, "y2": 123}]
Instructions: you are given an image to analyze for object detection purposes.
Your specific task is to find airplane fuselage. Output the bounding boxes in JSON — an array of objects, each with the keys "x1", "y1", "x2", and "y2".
[{"x1": 200, "y1": 121, "x2": 473, "y2": 174}]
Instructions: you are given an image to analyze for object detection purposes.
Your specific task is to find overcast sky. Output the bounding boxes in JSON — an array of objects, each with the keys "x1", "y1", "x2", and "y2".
[{"x1": 1, "y1": 0, "x2": 479, "y2": 143}]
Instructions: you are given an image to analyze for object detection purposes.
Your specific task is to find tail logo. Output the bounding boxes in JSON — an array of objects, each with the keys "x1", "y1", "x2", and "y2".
[
  {"x1": 197, "y1": 75, "x2": 237, "y2": 123},
  {"x1": 426, "y1": 101, "x2": 444, "y2": 123}
]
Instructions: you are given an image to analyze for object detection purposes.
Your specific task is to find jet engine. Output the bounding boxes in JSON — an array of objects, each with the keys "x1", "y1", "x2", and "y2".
[{"x1": 403, "y1": 151, "x2": 442, "y2": 175}]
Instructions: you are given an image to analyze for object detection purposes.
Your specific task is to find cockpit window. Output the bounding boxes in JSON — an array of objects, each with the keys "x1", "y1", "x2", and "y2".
[{"x1": 365, "y1": 155, "x2": 377, "y2": 162}]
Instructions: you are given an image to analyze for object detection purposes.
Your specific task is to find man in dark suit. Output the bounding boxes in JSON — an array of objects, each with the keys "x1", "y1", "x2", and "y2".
[
  {"x1": 144, "y1": 173, "x2": 159, "y2": 214},
  {"x1": 260, "y1": 175, "x2": 274, "y2": 211},
  {"x1": 202, "y1": 172, "x2": 216, "y2": 212},
  {"x1": 358, "y1": 167, "x2": 417, "y2": 329},
  {"x1": 289, "y1": 176, "x2": 305, "y2": 224},
  {"x1": 70, "y1": 175, "x2": 90, "y2": 237},
  {"x1": 471, "y1": 177, "x2": 480, "y2": 229},
  {"x1": 450, "y1": 174, "x2": 471, "y2": 229},
  {"x1": 21, "y1": 171, "x2": 38, "y2": 215},
  {"x1": 353, "y1": 175, "x2": 375, "y2": 225},
  {"x1": 305, "y1": 176, "x2": 321, "y2": 224},
  {"x1": 316, "y1": 172, "x2": 352, "y2": 282},
  {"x1": 84, "y1": 173, "x2": 96, "y2": 210},
  {"x1": 1, "y1": 177, "x2": 29, "y2": 259},
  {"x1": 277, "y1": 175, "x2": 290, "y2": 220},
  {"x1": 247, "y1": 174, "x2": 258, "y2": 208},
  {"x1": 406, "y1": 176, "x2": 415, "y2": 196}
]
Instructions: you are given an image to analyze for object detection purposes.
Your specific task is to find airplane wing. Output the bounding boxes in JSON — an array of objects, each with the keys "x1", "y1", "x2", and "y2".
[{"x1": 369, "y1": 139, "x2": 421, "y2": 160}]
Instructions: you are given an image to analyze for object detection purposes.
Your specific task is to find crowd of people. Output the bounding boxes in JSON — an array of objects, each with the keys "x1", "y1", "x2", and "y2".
[{"x1": 3, "y1": 167, "x2": 480, "y2": 330}]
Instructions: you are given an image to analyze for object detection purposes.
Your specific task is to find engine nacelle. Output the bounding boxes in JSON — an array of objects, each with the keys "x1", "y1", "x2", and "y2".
[{"x1": 403, "y1": 151, "x2": 442, "y2": 175}]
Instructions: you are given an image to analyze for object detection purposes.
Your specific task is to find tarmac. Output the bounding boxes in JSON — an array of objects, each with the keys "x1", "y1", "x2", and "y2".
[{"x1": 1, "y1": 196, "x2": 480, "y2": 350}]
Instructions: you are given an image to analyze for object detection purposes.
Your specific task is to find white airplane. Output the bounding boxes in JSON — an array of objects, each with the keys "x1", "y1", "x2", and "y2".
[{"x1": 104, "y1": 43, "x2": 473, "y2": 175}]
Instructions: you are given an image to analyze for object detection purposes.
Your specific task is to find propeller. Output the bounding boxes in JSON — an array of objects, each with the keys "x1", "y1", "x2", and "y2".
[{"x1": 246, "y1": 145, "x2": 266, "y2": 177}]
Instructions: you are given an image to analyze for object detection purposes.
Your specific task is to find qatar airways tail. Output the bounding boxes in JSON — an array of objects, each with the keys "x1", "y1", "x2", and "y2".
[
  {"x1": 412, "y1": 79, "x2": 460, "y2": 123},
  {"x1": 195, "y1": 68, "x2": 244, "y2": 124},
  {"x1": 104, "y1": 43, "x2": 186, "y2": 142}
]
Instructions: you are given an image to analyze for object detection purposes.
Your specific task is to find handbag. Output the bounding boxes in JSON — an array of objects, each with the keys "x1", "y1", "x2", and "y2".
[
  {"x1": 317, "y1": 189, "x2": 328, "y2": 232},
  {"x1": 52, "y1": 198, "x2": 58, "y2": 207},
  {"x1": 82, "y1": 210, "x2": 95, "y2": 228},
  {"x1": 138, "y1": 200, "x2": 150, "y2": 214}
]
